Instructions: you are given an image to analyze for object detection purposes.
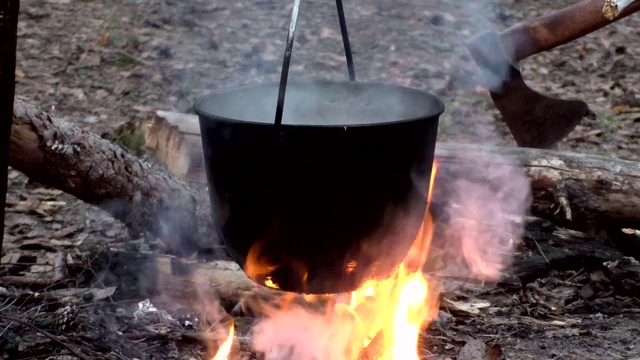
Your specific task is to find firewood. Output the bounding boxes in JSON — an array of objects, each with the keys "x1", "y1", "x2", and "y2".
[
  {"x1": 8, "y1": 100, "x2": 208, "y2": 254},
  {"x1": 100, "y1": 233, "x2": 637, "y2": 322},
  {"x1": 102, "y1": 250, "x2": 329, "y2": 317},
  {"x1": 512, "y1": 218, "x2": 626, "y2": 284},
  {"x1": 603, "y1": 256, "x2": 640, "y2": 296},
  {"x1": 141, "y1": 110, "x2": 207, "y2": 184},
  {"x1": 142, "y1": 110, "x2": 640, "y2": 251}
]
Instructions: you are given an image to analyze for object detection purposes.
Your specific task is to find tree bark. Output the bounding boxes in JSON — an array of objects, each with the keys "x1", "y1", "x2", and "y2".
[
  {"x1": 1, "y1": 0, "x2": 21, "y2": 252},
  {"x1": 9, "y1": 100, "x2": 208, "y2": 254}
]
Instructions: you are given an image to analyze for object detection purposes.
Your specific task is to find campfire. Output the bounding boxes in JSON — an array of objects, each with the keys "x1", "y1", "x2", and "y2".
[
  {"x1": 6, "y1": 0, "x2": 640, "y2": 358},
  {"x1": 192, "y1": 1, "x2": 508, "y2": 358},
  {"x1": 209, "y1": 163, "x2": 440, "y2": 360}
]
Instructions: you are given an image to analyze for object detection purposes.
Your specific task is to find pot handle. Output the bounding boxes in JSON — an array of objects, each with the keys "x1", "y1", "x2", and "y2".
[
  {"x1": 273, "y1": 0, "x2": 357, "y2": 126},
  {"x1": 336, "y1": 0, "x2": 356, "y2": 81}
]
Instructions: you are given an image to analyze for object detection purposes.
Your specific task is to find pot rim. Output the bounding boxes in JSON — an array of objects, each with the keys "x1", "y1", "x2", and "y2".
[{"x1": 193, "y1": 79, "x2": 445, "y2": 128}]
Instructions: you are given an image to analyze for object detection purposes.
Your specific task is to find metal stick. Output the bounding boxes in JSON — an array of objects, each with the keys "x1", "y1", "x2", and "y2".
[
  {"x1": 274, "y1": 0, "x2": 302, "y2": 126},
  {"x1": 0, "y1": 0, "x2": 21, "y2": 254},
  {"x1": 335, "y1": 0, "x2": 356, "y2": 81}
]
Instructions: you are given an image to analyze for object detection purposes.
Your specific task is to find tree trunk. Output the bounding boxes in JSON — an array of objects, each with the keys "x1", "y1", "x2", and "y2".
[{"x1": 1, "y1": 0, "x2": 21, "y2": 251}]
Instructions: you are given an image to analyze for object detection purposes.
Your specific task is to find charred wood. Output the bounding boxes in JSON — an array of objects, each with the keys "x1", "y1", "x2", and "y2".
[
  {"x1": 511, "y1": 217, "x2": 626, "y2": 284},
  {"x1": 603, "y1": 256, "x2": 640, "y2": 297}
]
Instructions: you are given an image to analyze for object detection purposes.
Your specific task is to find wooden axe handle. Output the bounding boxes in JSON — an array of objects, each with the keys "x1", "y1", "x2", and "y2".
[{"x1": 504, "y1": 0, "x2": 640, "y2": 61}]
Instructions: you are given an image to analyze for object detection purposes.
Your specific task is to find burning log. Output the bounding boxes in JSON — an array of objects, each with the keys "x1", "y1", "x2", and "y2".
[
  {"x1": 101, "y1": 233, "x2": 636, "y2": 309},
  {"x1": 103, "y1": 250, "x2": 276, "y2": 311},
  {"x1": 102, "y1": 250, "x2": 338, "y2": 318}
]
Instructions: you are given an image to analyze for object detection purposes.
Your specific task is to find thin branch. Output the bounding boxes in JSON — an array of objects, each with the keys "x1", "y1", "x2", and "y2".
[{"x1": 0, "y1": 313, "x2": 92, "y2": 360}]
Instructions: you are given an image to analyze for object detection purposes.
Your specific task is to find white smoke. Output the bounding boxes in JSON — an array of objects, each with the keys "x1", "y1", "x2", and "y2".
[
  {"x1": 438, "y1": 149, "x2": 532, "y2": 281},
  {"x1": 252, "y1": 304, "x2": 359, "y2": 360}
]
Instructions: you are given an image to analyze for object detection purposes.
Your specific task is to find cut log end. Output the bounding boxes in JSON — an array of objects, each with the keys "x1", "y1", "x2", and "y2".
[{"x1": 142, "y1": 111, "x2": 206, "y2": 184}]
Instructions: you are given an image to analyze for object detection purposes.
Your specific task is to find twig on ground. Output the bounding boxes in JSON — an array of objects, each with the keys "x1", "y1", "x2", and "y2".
[
  {"x1": 532, "y1": 239, "x2": 550, "y2": 264},
  {"x1": 0, "y1": 313, "x2": 92, "y2": 360}
]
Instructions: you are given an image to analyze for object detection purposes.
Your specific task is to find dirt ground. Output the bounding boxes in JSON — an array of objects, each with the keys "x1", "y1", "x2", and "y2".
[{"x1": 3, "y1": 0, "x2": 640, "y2": 359}]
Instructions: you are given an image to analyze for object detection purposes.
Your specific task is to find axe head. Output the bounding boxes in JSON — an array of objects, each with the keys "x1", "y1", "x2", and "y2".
[{"x1": 467, "y1": 30, "x2": 589, "y2": 149}]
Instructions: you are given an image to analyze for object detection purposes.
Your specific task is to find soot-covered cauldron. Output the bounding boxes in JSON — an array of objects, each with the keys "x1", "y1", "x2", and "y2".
[{"x1": 194, "y1": 0, "x2": 444, "y2": 294}]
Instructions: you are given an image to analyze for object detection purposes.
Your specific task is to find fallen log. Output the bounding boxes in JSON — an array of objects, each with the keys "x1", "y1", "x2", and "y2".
[
  {"x1": 142, "y1": 111, "x2": 640, "y2": 254},
  {"x1": 8, "y1": 100, "x2": 209, "y2": 254}
]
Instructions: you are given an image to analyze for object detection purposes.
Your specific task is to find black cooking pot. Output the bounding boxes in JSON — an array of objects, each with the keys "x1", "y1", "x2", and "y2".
[{"x1": 194, "y1": 79, "x2": 443, "y2": 294}]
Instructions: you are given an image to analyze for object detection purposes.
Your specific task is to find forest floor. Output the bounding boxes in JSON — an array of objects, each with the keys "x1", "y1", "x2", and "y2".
[{"x1": 3, "y1": 0, "x2": 640, "y2": 359}]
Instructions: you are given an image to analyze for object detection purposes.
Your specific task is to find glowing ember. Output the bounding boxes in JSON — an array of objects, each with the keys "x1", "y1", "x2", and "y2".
[
  {"x1": 265, "y1": 276, "x2": 280, "y2": 289},
  {"x1": 211, "y1": 322, "x2": 234, "y2": 360},
  {"x1": 346, "y1": 260, "x2": 358, "y2": 273}
]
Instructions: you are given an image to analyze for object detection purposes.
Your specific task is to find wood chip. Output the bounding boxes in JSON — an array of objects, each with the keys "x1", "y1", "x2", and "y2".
[
  {"x1": 485, "y1": 343, "x2": 504, "y2": 360},
  {"x1": 44, "y1": 287, "x2": 117, "y2": 303},
  {"x1": 443, "y1": 298, "x2": 491, "y2": 316}
]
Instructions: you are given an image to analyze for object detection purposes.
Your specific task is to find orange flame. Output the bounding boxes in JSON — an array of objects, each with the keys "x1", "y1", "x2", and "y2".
[
  {"x1": 244, "y1": 241, "x2": 279, "y2": 281},
  {"x1": 212, "y1": 162, "x2": 440, "y2": 360},
  {"x1": 211, "y1": 322, "x2": 234, "y2": 360},
  {"x1": 342, "y1": 161, "x2": 440, "y2": 359},
  {"x1": 342, "y1": 219, "x2": 436, "y2": 359},
  {"x1": 264, "y1": 276, "x2": 280, "y2": 289}
]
